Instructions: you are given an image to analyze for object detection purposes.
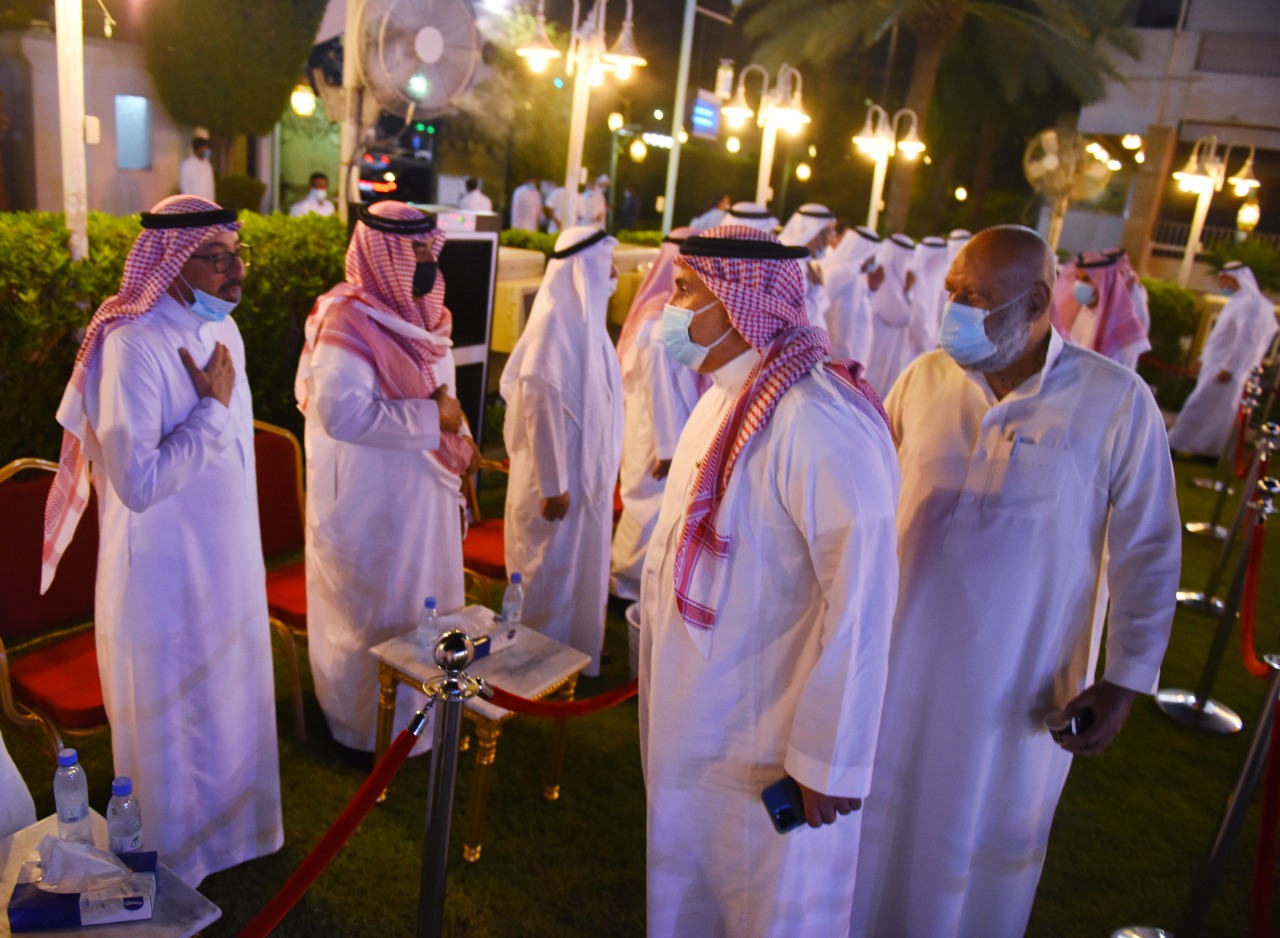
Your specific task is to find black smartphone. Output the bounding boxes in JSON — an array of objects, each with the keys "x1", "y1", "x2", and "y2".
[
  {"x1": 761, "y1": 775, "x2": 805, "y2": 834},
  {"x1": 1045, "y1": 707, "x2": 1095, "y2": 744}
]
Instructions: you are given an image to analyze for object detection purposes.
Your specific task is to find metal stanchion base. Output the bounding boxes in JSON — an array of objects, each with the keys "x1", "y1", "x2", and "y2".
[
  {"x1": 1175, "y1": 590, "x2": 1226, "y2": 616},
  {"x1": 1190, "y1": 476, "x2": 1230, "y2": 493},
  {"x1": 1155, "y1": 689, "x2": 1243, "y2": 734},
  {"x1": 1184, "y1": 521, "x2": 1229, "y2": 539},
  {"x1": 1111, "y1": 928, "x2": 1170, "y2": 938}
]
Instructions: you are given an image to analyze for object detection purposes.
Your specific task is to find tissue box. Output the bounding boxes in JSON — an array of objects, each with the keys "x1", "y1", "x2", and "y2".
[
  {"x1": 473, "y1": 622, "x2": 518, "y2": 659},
  {"x1": 7, "y1": 852, "x2": 157, "y2": 932}
]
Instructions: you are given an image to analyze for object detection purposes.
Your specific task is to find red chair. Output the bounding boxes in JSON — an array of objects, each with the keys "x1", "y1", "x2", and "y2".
[
  {"x1": 0, "y1": 459, "x2": 107, "y2": 760},
  {"x1": 253, "y1": 421, "x2": 308, "y2": 742}
]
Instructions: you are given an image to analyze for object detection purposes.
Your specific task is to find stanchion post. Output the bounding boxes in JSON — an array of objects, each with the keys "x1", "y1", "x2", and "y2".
[
  {"x1": 1179, "y1": 422, "x2": 1280, "y2": 615},
  {"x1": 1157, "y1": 477, "x2": 1278, "y2": 733},
  {"x1": 417, "y1": 631, "x2": 487, "y2": 938},
  {"x1": 1187, "y1": 380, "x2": 1262, "y2": 539}
]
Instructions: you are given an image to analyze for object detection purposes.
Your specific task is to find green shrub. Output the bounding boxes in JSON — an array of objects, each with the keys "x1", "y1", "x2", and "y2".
[
  {"x1": 498, "y1": 228, "x2": 558, "y2": 257},
  {"x1": 615, "y1": 230, "x2": 665, "y2": 247},
  {"x1": 1206, "y1": 239, "x2": 1280, "y2": 293},
  {"x1": 1137, "y1": 276, "x2": 1201, "y2": 412},
  {"x1": 0, "y1": 211, "x2": 349, "y2": 463},
  {"x1": 216, "y1": 174, "x2": 268, "y2": 214}
]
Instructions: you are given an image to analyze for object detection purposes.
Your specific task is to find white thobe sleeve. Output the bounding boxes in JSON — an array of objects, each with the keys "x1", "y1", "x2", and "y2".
[
  {"x1": 178, "y1": 160, "x2": 193, "y2": 195},
  {"x1": 519, "y1": 374, "x2": 569, "y2": 497},
  {"x1": 870, "y1": 291, "x2": 911, "y2": 327},
  {"x1": 310, "y1": 344, "x2": 442, "y2": 451},
  {"x1": 648, "y1": 343, "x2": 698, "y2": 461},
  {"x1": 778, "y1": 403, "x2": 899, "y2": 797},
  {"x1": 94, "y1": 330, "x2": 237, "y2": 513},
  {"x1": 1100, "y1": 384, "x2": 1181, "y2": 693}
]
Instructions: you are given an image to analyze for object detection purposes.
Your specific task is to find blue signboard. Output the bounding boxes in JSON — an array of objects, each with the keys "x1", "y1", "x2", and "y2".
[{"x1": 691, "y1": 90, "x2": 721, "y2": 141}]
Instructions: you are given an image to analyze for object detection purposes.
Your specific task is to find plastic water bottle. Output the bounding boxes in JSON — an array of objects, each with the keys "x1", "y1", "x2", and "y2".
[
  {"x1": 106, "y1": 777, "x2": 144, "y2": 854},
  {"x1": 416, "y1": 597, "x2": 439, "y2": 658},
  {"x1": 53, "y1": 748, "x2": 92, "y2": 844},
  {"x1": 501, "y1": 572, "x2": 524, "y2": 626}
]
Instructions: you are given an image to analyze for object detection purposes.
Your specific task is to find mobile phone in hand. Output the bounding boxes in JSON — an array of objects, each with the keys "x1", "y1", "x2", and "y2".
[
  {"x1": 1045, "y1": 707, "x2": 1095, "y2": 744},
  {"x1": 761, "y1": 776, "x2": 805, "y2": 834}
]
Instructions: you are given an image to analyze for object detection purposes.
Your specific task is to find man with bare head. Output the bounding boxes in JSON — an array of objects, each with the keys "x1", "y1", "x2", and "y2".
[{"x1": 850, "y1": 225, "x2": 1181, "y2": 937}]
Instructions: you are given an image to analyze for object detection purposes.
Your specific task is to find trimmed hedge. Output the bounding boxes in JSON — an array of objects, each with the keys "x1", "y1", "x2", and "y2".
[{"x1": 1136, "y1": 276, "x2": 1201, "y2": 412}]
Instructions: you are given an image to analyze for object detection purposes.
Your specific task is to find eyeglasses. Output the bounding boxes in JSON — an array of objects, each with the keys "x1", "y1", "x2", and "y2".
[{"x1": 189, "y1": 244, "x2": 251, "y2": 273}]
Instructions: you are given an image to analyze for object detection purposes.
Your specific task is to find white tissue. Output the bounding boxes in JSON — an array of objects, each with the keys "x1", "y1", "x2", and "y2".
[{"x1": 35, "y1": 835, "x2": 131, "y2": 892}]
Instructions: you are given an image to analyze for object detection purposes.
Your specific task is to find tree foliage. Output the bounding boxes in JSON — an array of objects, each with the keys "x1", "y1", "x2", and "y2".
[{"x1": 142, "y1": 0, "x2": 329, "y2": 137}]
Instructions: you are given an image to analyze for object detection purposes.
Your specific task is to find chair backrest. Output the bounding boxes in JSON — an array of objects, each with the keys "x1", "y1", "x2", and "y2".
[
  {"x1": 0, "y1": 460, "x2": 98, "y2": 643},
  {"x1": 254, "y1": 421, "x2": 305, "y2": 562}
]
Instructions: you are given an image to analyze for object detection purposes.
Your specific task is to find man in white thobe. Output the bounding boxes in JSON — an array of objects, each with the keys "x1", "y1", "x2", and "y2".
[
  {"x1": 689, "y1": 193, "x2": 731, "y2": 233},
  {"x1": 610, "y1": 228, "x2": 703, "y2": 601},
  {"x1": 289, "y1": 172, "x2": 336, "y2": 217},
  {"x1": 820, "y1": 225, "x2": 881, "y2": 363},
  {"x1": 0, "y1": 729, "x2": 35, "y2": 838},
  {"x1": 543, "y1": 185, "x2": 568, "y2": 234},
  {"x1": 501, "y1": 228, "x2": 623, "y2": 675},
  {"x1": 42, "y1": 195, "x2": 282, "y2": 886},
  {"x1": 946, "y1": 228, "x2": 971, "y2": 266},
  {"x1": 459, "y1": 177, "x2": 493, "y2": 212},
  {"x1": 863, "y1": 232, "x2": 916, "y2": 395},
  {"x1": 1168, "y1": 261, "x2": 1278, "y2": 456},
  {"x1": 851, "y1": 225, "x2": 1181, "y2": 938},
  {"x1": 296, "y1": 202, "x2": 479, "y2": 753},
  {"x1": 177, "y1": 133, "x2": 215, "y2": 202},
  {"x1": 779, "y1": 203, "x2": 837, "y2": 332},
  {"x1": 510, "y1": 175, "x2": 544, "y2": 231},
  {"x1": 724, "y1": 200, "x2": 778, "y2": 232},
  {"x1": 1052, "y1": 251, "x2": 1150, "y2": 370},
  {"x1": 906, "y1": 234, "x2": 949, "y2": 358},
  {"x1": 576, "y1": 177, "x2": 608, "y2": 228},
  {"x1": 640, "y1": 224, "x2": 899, "y2": 937}
]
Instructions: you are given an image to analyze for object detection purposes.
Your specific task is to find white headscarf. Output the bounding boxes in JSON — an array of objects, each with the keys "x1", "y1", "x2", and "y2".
[
  {"x1": 725, "y1": 201, "x2": 778, "y2": 233},
  {"x1": 500, "y1": 227, "x2": 623, "y2": 500},
  {"x1": 910, "y1": 235, "x2": 950, "y2": 349},
  {"x1": 946, "y1": 228, "x2": 971, "y2": 265},
  {"x1": 778, "y1": 203, "x2": 835, "y2": 250}
]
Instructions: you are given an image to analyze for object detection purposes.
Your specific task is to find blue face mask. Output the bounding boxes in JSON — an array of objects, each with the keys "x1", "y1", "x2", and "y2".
[
  {"x1": 1221, "y1": 285, "x2": 1237, "y2": 297},
  {"x1": 938, "y1": 287, "x2": 1031, "y2": 368},
  {"x1": 661, "y1": 299, "x2": 730, "y2": 370},
  {"x1": 180, "y1": 275, "x2": 239, "y2": 323},
  {"x1": 1073, "y1": 281, "x2": 1097, "y2": 306}
]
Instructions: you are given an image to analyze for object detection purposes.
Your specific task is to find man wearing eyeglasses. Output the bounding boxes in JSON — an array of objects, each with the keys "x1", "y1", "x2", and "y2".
[{"x1": 43, "y1": 195, "x2": 282, "y2": 887}]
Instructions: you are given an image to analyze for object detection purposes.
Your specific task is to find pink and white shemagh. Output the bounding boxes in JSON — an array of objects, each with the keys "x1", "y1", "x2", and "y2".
[
  {"x1": 41, "y1": 195, "x2": 241, "y2": 593},
  {"x1": 671, "y1": 224, "x2": 889, "y2": 629},
  {"x1": 304, "y1": 200, "x2": 473, "y2": 474}
]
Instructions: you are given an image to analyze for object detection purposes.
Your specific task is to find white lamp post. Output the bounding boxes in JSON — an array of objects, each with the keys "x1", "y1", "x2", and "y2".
[
  {"x1": 1172, "y1": 136, "x2": 1260, "y2": 287},
  {"x1": 518, "y1": 0, "x2": 645, "y2": 228},
  {"x1": 853, "y1": 103, "x2": 925, "y2": 231},
  {"x1": 719, "y1": 63, "x2": 809, "y2": 207},
  {"x1": 54, "y1": 0, "x2": 88, "y2": 260}
]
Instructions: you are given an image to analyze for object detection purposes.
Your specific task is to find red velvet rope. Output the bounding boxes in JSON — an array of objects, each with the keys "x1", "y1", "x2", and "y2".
[
  {"x1": 1252, "y1": 688, "x2": 1280, "y2": 938},
  {"x1": 238, "y1": 727, "x2": 418, "y2": 938},
  {"x1": 485, "y1": 679, "x2": 638, "y2": 717},
  {"x1": 1240, "y1": 518, "x2": 1271, "y2": 679},
  {"x1": 1138, "y1": 354, "x2": 1197, "y2": 377}
]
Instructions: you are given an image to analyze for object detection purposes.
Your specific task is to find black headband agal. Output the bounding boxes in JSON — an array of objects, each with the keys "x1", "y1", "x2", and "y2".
[
  {"x1": 140, "y1": 208, "x2": 237, "y2": 229},
  {"x1": 680, "y1": 236, "x2": 810, "y2": 260},
  {"x1": 662, "y1": 235, "x2": 686, "y2": 245},
  {"x1": 798, "y1": 208, "x2": 834, "y2": 218},
  {"x1": 727, "y1": 207, "x2": 775, "y2": 220},
  {"x1": 1078, "y1": 254, "x2": 1118, "y2": 269},
  {"x1": 355, "y1": 204, "x2": 436, "y2": 235},
  {"x1": 551, "y1": 229, "x2": 610, "y2": 259}
]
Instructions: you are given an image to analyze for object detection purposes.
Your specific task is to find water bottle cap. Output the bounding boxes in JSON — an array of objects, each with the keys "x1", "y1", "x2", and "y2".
[
  {"x1": 425, "y1": 597, "x2": 437, "y2": 609},
  {"x1": 111, "y1": 776, "x2": 133, "y2": 797},
  {"x1": 510, "y1": 572, "x2": 522, "y2": 584},
  {"x1": 56, "y1": 748, "x2": 78, "y2": 767}
]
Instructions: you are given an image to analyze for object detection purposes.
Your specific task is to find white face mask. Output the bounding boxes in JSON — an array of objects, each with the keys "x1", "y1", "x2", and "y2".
[
  {"x1": 310, "y1": 187, "x2": 327, "y2": 201},
  {"x1": 660, "y1": 299, "x2": 730, "y2": 370}
]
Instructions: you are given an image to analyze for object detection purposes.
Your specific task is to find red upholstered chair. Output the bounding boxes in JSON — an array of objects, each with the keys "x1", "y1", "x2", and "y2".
[
  {"x1": 0, "y1": 459, "x2": 107, "y2": 760},
  {"x1": 253, "y1": 421, "x2": 308, "y2": 742},
  {"x1": 462, "y1": 458, "x2": 510, "y2": 584}
]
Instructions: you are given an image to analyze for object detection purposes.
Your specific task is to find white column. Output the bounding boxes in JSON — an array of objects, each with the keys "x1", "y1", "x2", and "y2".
[
  {"x1": 660, "y1": 0, "x2": 697, "y2": 233},
  {"x1": 562, "y1": 57, "x2": 594, "y2": 230},
  {"x1": 337, "y1": 0, "x2": 364, "y2": 223},
  {"x1": 1178, "y1": 185, "x2": 1215, "y2": 288},
  {"x1": 755, "y1": 118, "x2": 778, "y2": 207},
  {"x1": 54, "y1": 0, "x2": 87, "y2": 260},
  {"x1": 866, "y1": 153, "x2": 889, "y2": 231}
]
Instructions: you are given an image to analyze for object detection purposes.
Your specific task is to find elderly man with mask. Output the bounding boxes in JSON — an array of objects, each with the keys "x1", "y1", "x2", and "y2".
[
  {"x1": 42, "y1": 195, "x2": 282, "y2": 885},
  {"x1": 639, "y1": 225, "x2": 899, "y2": 936},
  {"x1": 1168, "y1": 260, "x2": 1278, "y2": 456},
  {"x1": 610, "y1": 228, "x2": 703, "y2": 602},
  {"x1": 296, "y1": 202, "x2": 478, "y2": 754},
  {"x1": 850, "y1": 225, "x2": 1180, "y2": 938},
  {"x1": 501, "y1": 228, "x2": 623, "y2": 674}
]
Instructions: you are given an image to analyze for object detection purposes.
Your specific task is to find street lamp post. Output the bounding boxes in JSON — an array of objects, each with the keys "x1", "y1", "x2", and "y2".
[
  {"x1": 518, "y1": 0, "x2": 646, "y2": 229},
  {"x1": 1172, "y1": 136, "x2": 1260, "y2": 287},
  {"x1": 720, "y1": 63, "x2": 810, "y2": 208},
  {"x1": 853, "y1": 103, "x2": 925, "y2": 232},
  {"x1": 606, "y1": 112, "x2": 641, "y2": 229}
]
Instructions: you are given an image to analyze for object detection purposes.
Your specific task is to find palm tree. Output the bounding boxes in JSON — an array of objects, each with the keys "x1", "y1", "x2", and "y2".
[{"x1": 742, "y1": 0, "x2": 1138, "y2": 232}]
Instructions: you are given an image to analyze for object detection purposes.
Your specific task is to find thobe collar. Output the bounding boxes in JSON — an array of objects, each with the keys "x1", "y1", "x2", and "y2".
[
  {"x1": 707, "y1": 347, "x2": 761, "y2": 394},
  {"x1": 965, "y1": 328, "x2": 1064, "y2": 405},
  {"x1": 155, "y1": 290, "x2": 223, "y2": 343}
]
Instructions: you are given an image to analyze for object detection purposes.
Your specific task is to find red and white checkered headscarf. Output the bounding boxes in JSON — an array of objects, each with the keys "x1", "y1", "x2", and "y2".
[
  {"x1": 42, "y1": 195, "x2": 241, "y2": 593},
  {"x1": 1054, "y1": 251, "x2": 1146, "y2": 360},
  {"x1": 298, "y1": 201, "x2": 473, "y2": 475},
  {"x1": 671, "y1": 224, "x2": 888, "y2": 629}
]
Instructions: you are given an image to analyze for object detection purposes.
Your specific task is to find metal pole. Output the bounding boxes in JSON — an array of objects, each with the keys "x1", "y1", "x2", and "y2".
[
  {"x1": 1178, "y1": 183, "x2": 1215, "y2": 288},
  {"x1": 755, "y1": 118, "x2": 778, "y2": 207},
  {"x1": 54, "y1": 0, "x2": 88, "y2": 260},
  {"x1": 1157, "y1": 478, "x2": 1279, "y2": 733},
  {"x1": 607, "y1": 131, "x2": 619, "y2": 229},
  {"x1": 416, "y1": 631, "x2": 487, "y2": 938},
  {"x1": 661, "y1": 0, "x2": 697, "y2": 234},
  {"x1": 1179, "y1": 421, "x2": 1278, "y2": 615},
  {"x1": 866, "y1": 152, "x2": 889, "y2": 231}
]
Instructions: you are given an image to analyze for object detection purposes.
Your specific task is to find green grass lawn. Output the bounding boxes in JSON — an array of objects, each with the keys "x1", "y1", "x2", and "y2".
[{"x1": 6, "y1": 459, "x2": 1280, "y2": 936}]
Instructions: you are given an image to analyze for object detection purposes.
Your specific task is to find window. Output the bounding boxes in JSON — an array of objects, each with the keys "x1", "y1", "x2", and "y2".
[{"x1": 114, "y1": 95, "x2": 151, "y2": 170}]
